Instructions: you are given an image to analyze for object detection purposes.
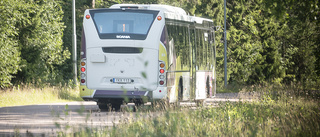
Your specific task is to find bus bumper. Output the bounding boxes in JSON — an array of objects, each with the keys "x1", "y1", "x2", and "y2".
[
  {"x1": 79, "y1": 85, "x2": 95, "y2": 101},
  {"x1": 152, "y1": 87, "x2": 167, "y2": 100},
  {"x1": 80, "y1": 85, "x2": 167, "y2": 102}
]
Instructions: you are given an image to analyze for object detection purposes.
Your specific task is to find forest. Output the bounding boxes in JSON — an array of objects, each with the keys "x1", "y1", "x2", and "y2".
[{"x1": 0, "y1": 0, "x2": 319, "y2": 89}]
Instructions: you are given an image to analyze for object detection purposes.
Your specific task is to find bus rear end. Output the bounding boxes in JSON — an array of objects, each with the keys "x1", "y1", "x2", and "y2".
[{"x1": 80, "y1": 7, "x2": 167, "y2": 110}]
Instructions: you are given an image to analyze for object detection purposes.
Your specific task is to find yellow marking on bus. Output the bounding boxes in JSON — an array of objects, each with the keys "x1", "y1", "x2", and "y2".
[
  {"x1": 159, "y1": 43, "x2": 168, "y2": 68},
  {"x1": 80, "y1": 85, "x2": 94, "y2": 97}
]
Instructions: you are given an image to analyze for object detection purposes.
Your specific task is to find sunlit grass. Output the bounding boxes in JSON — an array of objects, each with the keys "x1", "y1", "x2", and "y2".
[
  {"x1": 109, "y1": 99, "x2": 319, "y2": 136},
  {"x1": 0, "y1": 84, "x2": 82, "y2": 107},
  {"x1": 56, "y1": 85, "x2": 319, "y2": 137},
  {"x1": 8, "y1": 84, "x2": 320, "y2": 136}
]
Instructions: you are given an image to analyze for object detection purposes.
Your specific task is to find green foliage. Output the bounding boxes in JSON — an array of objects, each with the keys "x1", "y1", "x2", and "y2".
[
  {"x1": 0, "y1": 0, "x2": 22, "y2": 88},
  {"x1": 0, "y1": 0, "x2": 70, "y2": 87},
  {"x1": 192, "y1": 0, "x2": 320, "y2": 88},
  {"x1": 59, "y1": 0, "x2": 89, "y2": 82},
  {"x1": 59, "y1": 0, "x2": 123, "y2": 83},
  {"x1": 272, "y1": 0, "x2": 320, "y2": 86}
]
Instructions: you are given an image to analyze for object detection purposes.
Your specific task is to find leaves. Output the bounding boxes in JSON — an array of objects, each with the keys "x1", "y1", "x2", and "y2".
[
  {"x1": 141, "y1": 72, "x2": 147, "y2": 79},
  {"x1": 192, "y1": 0, "x2": 319, "y2": 87},
  {"x1": 0, "y1": 0, "x2": 69, "y2": 87}
]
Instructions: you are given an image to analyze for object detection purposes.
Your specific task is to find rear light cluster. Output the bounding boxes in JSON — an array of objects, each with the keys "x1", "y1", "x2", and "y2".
[
  {"x1": 159, "y1": 61, "x2": 166, "y2": 86},
  {"x1": 80, "y1": 59, "x2": 86, "y2": 85}
]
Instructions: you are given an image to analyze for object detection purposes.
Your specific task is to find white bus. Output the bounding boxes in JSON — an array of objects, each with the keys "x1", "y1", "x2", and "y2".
[{"x1": 80, "y1": 4, "x2": 216, "y2": 110}]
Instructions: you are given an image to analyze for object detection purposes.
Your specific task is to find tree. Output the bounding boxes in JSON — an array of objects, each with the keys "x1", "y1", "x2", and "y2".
[
  {"x1": 0, "y1": 0, "x2": 70, "y2": 87},
  {"x1": 0, "y1": 0, "x2": 21, "y2": 88},
  {"x1": 264, "y1": 0, "x2": 320, "y2": 87}
]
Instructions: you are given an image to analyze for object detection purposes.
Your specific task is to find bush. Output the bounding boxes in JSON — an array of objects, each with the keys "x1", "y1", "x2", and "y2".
[{"x1": 0, "y1": 0, "x2": 70, "y2": 88}]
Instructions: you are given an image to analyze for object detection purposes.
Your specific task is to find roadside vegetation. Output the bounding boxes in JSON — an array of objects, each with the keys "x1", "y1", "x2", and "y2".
[
  {"x1": 47, "y1": 85, "x2": 319, "y2": 137},
  {"x1": 0, "y1": 83, "x2": 82, "y2": 107}
]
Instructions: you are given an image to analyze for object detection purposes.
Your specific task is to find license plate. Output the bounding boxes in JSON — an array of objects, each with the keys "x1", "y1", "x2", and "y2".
[{"x1": 113, "y1": 78, "x2": 131, "y2": 83}]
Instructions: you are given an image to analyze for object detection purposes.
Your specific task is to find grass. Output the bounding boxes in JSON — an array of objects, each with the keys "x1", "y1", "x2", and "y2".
[
  {"x1": 0, "y1": 83, "x2": 82, "y2": 107},
  {"x1": 54, "y1": 85, "x2": 320, "y2": 137},
  {"x1": 5, "y1": 84, "x2": 320, "y2": 136}
]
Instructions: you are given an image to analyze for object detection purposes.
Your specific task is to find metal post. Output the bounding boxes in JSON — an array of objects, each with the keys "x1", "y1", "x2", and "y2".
[
  {"x1": 72, "y1": 0, "x2": 77, "y2": 84},
  {"x1": 224, "y1": 0, "x2": 227, "y2": 87}
]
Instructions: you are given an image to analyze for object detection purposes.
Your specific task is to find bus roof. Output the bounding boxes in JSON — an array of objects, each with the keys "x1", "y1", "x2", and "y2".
[{"x1": 109, "y1": 4, "x2": 213, "y2": 24}]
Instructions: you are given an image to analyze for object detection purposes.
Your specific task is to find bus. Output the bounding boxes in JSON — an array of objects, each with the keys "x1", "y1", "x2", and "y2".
[{"x1": 80, "y1": 4, "x2": 216, "y2": 110}]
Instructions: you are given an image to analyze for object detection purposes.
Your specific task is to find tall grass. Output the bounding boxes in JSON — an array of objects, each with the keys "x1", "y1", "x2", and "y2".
[
  {"x1": 7, "y1": 84, "x2": 319, "y2": 136},
  {"x1": 56, "y1": 85, "x2": 320, "y2": 137},
  {"x1": 0, "y1": 83, "x2": 82, "y2": 107}
]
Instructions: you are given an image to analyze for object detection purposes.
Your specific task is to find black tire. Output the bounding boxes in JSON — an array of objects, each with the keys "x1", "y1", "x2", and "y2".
[
  {"x1": 133, "y1": 100, "x2": 144, "y2": 112},
  {"x1": 134, "y1": 99, "x2": 143, "y2": 106},
  {"x1": 112, "y1": 103, "x2": 121, "y2": 111},
  {"x1": 98, "y1": 102, "x2": 111, "y2": 111},
  {"x1": 110, "y1": 99, "x2": 123, "y2": 111},
  {"x1": 98, "y1": 100, "x2": 122, "y2": 111},
  {"x1": 206, "y1": 77, "x2": 210, "y2": 98},
  {"x1": 178, "y1": 79, "x2": 183, "y2": 101}
]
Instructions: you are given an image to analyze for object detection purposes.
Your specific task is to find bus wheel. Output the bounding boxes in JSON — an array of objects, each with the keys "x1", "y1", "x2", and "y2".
[
  {"x1": 178, "y1": 79, "x2": 183, "y2": 101},
  {"x1": 206, "y1": 77, "x2": 210, "y2": 98},
  {"x1": 98, "y1": 102, "x2": 111, "y2": 111},
  {"x1": 134, "y1": 99, "x2": 143, "y2": 106},
  {"x1": 133, "y1": 100, "x2": 144, "y2": 112},
  {"x1": 98, "y1": 100, "x2": 122, "y2": 111},
  {"x1": 112, "y1": 103, "x2": 121, "y2": 111},
  {"x1": 110, "y1": 100, "x2": 122, "y2": 111}
]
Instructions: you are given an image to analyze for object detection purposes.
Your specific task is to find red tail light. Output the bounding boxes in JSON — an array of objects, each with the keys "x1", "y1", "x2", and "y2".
[
  {"x1": 160, "y1": 69, "x2": 164, "y2": 73},
  {"x1": 86, "y1": 14, "x2": 90, "y2": 19},
  {"x1": 80, "y1": 59, "x2": 87, "y2": 85},
  {"x1": 81, "y1": 67, "x2": 85, "y2": 72},
  {"x1": 81, "y1": 79, "x2": 85, "y2": 83},
  {"x1": 159, "y1": 61, "x2": 166, "y2": 86}
]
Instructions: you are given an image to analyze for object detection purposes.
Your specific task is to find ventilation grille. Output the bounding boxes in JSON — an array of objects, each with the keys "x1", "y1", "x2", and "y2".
[{"x1": 102, "y1": 47, "x2": 143, "y2": 54}]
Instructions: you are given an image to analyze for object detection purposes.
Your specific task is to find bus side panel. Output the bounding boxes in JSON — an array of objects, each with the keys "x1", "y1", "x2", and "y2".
[
  {"x1": 182, "y1": 73, "x2": 191, "y2": 101},
  {"x1": 195, "y1": 71, "x2": 213, "y2": 100}
]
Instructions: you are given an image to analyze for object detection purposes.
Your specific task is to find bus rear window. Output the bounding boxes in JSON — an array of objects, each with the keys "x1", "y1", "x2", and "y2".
[{"x1": 90, "y1": 9, "x2": 159, "y2": 40}]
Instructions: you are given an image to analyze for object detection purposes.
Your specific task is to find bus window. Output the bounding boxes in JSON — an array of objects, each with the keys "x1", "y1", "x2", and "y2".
[
  {"x1": 90, "y1": 9, "x2": 159, "y2": 40},
  {"x1": 166, "y1": 24, "x2": 190, "y2": 71}
]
